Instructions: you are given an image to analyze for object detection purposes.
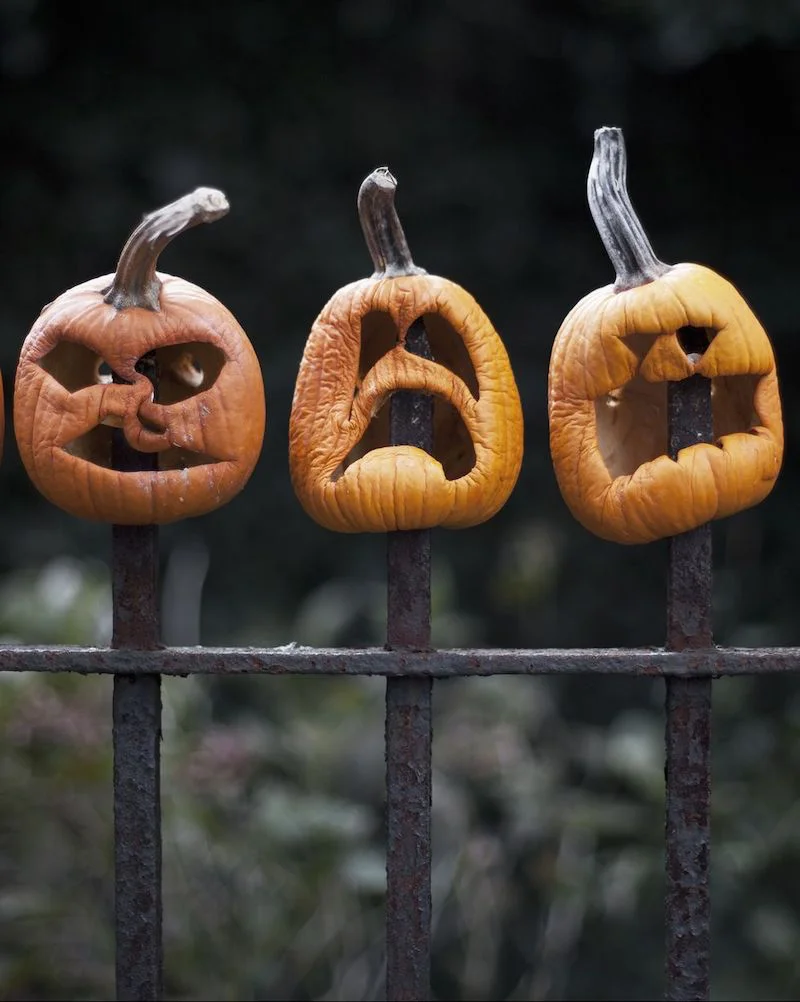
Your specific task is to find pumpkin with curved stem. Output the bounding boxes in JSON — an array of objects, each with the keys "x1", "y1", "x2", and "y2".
[
  {"x1": 289, "y1": 166, "x2": 524, "y2": 533},
  {"x1": 14, "y1": 188, "x2": 266, "y2": 524},
  {"x1": 548, "y1": 127, "x2": 783, "y2": 545}
]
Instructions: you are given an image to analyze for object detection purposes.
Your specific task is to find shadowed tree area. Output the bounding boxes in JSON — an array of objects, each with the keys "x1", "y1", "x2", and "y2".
[{"x1": 1, "y1": 1, "x2": 800, "y2": 998}]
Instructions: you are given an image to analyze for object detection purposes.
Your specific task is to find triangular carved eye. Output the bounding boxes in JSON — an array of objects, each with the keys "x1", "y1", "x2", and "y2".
[
  {"x1": 152, "y1": 343, "x2": 226, "y2": 404},
  {"x1": 37, "y1": 340, "x2": 226, "y2": 401},
  {"x1": 38, "y1": 341, "x2": 113, "y2": 391}
]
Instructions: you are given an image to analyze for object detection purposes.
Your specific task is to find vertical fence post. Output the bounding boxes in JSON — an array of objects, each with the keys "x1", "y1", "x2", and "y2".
[
  {"x1": 111, "y1": 353, "x2": 163, "y2": 1001},
  {"x1": 386, "y1": 318, "x2": 433, "y2": 1002},
  {"x1": 665, "y1": 369, "x2": 713, "y2": 1001}
]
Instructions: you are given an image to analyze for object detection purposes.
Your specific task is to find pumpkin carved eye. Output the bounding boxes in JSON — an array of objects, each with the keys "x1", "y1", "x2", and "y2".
[
  {"x1": 15, "y1": 189, "x2": 266, "y2": 525},
  {"x1": 289, "y1": 167, "x2": 523, "y2": 533},
  {"x1": 38, "y1": 340, "x2": 225, "y2": 396},
  {"x1": 547, "y1": 127, "x2": 783, "y2": 544}
]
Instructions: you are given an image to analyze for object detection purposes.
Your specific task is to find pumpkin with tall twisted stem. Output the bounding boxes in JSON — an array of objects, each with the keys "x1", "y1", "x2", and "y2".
[{"x1": 548, "y1": 127, "x2": 783, "y2": 545}]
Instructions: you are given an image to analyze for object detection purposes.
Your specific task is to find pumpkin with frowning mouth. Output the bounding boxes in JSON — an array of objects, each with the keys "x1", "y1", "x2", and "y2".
[
  {"x1": 289, "y1": 167, "x2": 524, "y2": 533},
  {"x1": 14, "y1": 188, "x2": 266, "y2": 525},
  {"x1": 548, "y1": 127, "x2": 783, "y2": 545}
]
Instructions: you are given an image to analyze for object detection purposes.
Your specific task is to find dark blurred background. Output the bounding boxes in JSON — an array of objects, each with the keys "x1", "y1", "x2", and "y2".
[{"x1": 1, "y1": 1, "x2": 800, "y2": 999}]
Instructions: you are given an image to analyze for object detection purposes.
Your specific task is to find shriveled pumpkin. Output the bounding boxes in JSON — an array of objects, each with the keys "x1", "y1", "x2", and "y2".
[
  {"x1": 289, "y1": 167, "x2": 523, "y2": 533},
  {"x1": 548, "y1": 127, "x2": 783, "y2": 545},
  {"x1": 15, "y1": 188, "x2": 266, "y2": 525}
]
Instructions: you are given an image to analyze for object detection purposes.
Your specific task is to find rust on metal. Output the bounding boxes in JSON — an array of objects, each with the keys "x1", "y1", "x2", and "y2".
[
  {"x1": 1, "y1": 644, "x2": 800, "y2": 677},
  {"x1": 664, "y1": 370, "x2": 713, "y2": 1001},
  {"x1": 385, "y1": 317, "x2": 433, "y2": 1001},
  {"x1": 111, "y1": 354, "x2": 163, "y2": 1001}
]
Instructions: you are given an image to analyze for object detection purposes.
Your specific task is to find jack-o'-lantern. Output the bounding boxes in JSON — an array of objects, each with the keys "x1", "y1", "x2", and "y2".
[
  {"x1": 289, "y1": 167, "x2": 524, "y2": 533},
  {"x1": 548, "y1": 127, "x2": 783, "y2": 545},
  {"x1": 14, "y1": 188, "x2": 266, "y2": 524}
]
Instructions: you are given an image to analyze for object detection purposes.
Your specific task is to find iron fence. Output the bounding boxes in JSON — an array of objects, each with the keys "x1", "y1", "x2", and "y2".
[{"x1": 0, "y1": 356, "x2": 784, "y2": 1002}]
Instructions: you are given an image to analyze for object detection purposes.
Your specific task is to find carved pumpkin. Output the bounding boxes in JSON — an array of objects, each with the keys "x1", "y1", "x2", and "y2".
[
  {"x1": 548, "y1": 128, "x2": 783, "y2": 545},
  {"x1": 14, "y1": 188, "x2": 265, "y2": 525},
  {"x1": 289, "y1": 167, "x2": 524, "y2": 533}
]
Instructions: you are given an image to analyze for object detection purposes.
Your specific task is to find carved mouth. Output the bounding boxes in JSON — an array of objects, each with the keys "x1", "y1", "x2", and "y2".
[
  {"x1": 334, "y1": 310, "x2": 479, "y2": 481},
  {"x1": 595, "y1": 326, "x2": 762, "y2": 478},
  {"x1": 333, "y1": 392, "x2": 476, "y2": 482},
  {"x1": 61, "y1": 427, "x2": 222, "y2": 470}
]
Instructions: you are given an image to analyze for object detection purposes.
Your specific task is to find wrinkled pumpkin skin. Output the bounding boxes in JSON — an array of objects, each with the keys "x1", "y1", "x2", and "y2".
[
  {"x1": 548, "y1": 264, "x2": 783, "y2": 544},
  {"x1": 289, "y1": 274, "x2": 523, "y2": 532},
  {"x1": 15, "y1": 272, "x2": 266, "y2": 524}
]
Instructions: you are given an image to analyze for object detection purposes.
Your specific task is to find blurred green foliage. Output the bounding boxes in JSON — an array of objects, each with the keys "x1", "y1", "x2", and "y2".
[{"x1": 1, "y1": 0, "x2": 800, "y2": 998}]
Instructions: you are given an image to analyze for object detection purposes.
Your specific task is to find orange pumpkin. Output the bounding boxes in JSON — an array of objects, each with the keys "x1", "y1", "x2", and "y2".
[
  {"x1": 289, "y1": 167, "x2": 524, "y2": 533},
  {"x1": 14, "y1": 188, "x2": 266, "y2": 525},
  {"x1": 548, "y1": 128, "x2": 783, "y2": 545}
]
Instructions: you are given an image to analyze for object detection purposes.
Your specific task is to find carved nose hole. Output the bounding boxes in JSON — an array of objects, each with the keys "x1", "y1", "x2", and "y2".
[{"x1": 677, "y1": 326, "x2": 713, "y2": 360}]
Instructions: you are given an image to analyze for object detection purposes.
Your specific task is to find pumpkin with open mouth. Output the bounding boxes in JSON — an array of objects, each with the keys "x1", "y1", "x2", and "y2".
[
  {"x1": 14, "y1": 188, "x2": 266, "y2": 525},
  {"x1": 289, "y1": 167, "x2": 524, "y2": 533},
  {"x1": 548, "y1": 127, "x2": 783, "y2": 545}
]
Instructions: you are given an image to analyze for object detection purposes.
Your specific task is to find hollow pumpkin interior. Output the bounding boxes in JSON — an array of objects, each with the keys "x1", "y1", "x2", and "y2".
[
  {"x1": 593, "y1": 328, "x2": 761, "y2": 479},
  {"x1": 37, "y1": 340, "x2": 225, "y2": 471},
  {"x1": 338, "y1": 311, "x2": 480, "y2": 481}
]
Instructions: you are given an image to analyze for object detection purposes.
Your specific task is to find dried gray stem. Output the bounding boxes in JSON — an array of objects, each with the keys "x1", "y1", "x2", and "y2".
[
  {"x1": 104, "y1": 187, "x2": 229, "y2": 311},
  {"x1": 357, "y1": 167, "x2": 426, "y2": 279},
  {"x1": 588, "y1": 127, "x2": 670, "y2": 291}
]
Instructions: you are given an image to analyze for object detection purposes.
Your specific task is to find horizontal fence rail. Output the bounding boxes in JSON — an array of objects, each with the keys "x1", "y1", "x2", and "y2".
[{"x1": 1, "y1": 644, "x2": 799, "y2": 675}]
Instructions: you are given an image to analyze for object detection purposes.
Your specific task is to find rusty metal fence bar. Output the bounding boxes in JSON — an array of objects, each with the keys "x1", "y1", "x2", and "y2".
[
  {"x1": 665, "y1": 374, "x2": 713, "y2": 999},
  {"x1": 111, "y1": 523, "x2": 163, "y2": 1002},
  {"x1": 0, "y1": 645, "x2": 797, "y2": 676},
  {"x1": 110, "y1": 374, "x2": 163, "y2": 1002},
  {"x1": 385, "y1": 318, "x2": 434, "y2": 1001}
]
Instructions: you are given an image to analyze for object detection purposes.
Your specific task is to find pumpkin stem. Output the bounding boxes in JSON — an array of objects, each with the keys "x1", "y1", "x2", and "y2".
[
  {"x1": 357, "y1": 167, "x2": 427, "y2": 279},
  {"x1": 588, "y1": 127, "x2": 670, "y2": 291},
  {"x1": 103, "y1": 187, "x2": 230, "y2": 311}
]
